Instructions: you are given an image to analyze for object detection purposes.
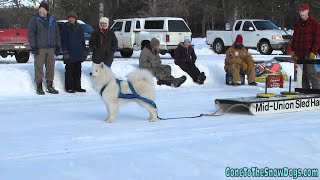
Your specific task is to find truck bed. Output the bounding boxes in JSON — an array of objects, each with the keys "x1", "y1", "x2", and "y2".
[
  {"x1": 0, "y1": 28, "x2": 30, "y2": 51},
  {"x1": 0, "y1": 29, "x2": 29, "y2": 44}
]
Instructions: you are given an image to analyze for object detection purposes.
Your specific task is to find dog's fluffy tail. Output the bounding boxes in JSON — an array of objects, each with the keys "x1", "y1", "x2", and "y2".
[{"x1": 126, "y1": 69, "x2": 154, "y2": 85}]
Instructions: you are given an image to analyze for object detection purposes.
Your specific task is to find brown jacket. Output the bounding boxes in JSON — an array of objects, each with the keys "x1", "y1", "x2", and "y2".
[{"x1": 225, "y1": 45, "x2": 253, "y2": 66}]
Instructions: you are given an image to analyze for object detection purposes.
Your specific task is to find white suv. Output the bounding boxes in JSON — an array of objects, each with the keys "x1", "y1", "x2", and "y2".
[{"x1": 111, "y1": 17, "x2": 192, "y2": 58}]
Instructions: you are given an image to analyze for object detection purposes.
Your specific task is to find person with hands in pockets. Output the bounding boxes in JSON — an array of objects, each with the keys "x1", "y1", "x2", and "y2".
[{"x1": 61, "y1": 11, "x2": 87, "y2": 93}]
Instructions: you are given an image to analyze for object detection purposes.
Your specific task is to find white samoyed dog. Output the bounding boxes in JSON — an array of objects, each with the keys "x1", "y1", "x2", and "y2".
[{"x1": 90, "y1": 63, "x2": 157, "y2": 123}]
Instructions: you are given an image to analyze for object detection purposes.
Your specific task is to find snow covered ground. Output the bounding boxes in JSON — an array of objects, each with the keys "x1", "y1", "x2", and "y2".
[{"x1": 0, "y1": 38, "x2": 319, "y2": 180}]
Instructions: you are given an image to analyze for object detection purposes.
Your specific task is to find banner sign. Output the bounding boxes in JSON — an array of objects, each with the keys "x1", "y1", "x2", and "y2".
[{"x1": 250, "y1": 97, "x2": 320, "y2": 115}]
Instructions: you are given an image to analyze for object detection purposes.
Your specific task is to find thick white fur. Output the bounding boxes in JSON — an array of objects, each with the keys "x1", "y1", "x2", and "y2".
[{"x1": 90, "y1": 63, "x2": 157, "y2": 123}]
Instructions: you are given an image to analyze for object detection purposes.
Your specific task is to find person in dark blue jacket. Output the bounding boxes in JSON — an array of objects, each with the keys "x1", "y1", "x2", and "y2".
[
  {"x1": 61, "y1": 11, "x2": 86, "y2": 93},
  {"x1": 28, "y1": 1, "x2": 61, "y2": 95},
  {"x1": 174, "y1": 38, "x2": 206, "y2": 85}
]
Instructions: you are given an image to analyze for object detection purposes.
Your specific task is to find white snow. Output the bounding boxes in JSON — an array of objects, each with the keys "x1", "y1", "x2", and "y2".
[{"x1": 0, "y1": 38, "x2": 319, "y2": 180}]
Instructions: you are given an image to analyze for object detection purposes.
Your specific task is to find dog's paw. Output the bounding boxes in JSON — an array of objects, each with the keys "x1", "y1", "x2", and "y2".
[
  {"x1": 149, "y1": 117, "x2": 157, "y2": 122},
  {"x1": 105, "y1": 118, "x2": 114, "y2": 123}
]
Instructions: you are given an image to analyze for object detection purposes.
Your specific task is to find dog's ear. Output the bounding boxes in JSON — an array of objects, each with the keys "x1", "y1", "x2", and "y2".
[{"x1": 100, "y1": 62, "x2": 104, "y2": 69}]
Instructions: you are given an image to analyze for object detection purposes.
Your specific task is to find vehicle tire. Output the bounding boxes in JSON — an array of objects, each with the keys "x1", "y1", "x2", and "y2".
[
  {"x1": 159, "y1": 50, "x2": 167, "y2": 55},
  {"x1": 169, "y1": 50, "x2": 175, "y2": 58},
  {"x1": 212, "y1": 39, "x2": 225, "y2": 54},
  {"x1": 258, "y1": 40, "x2": 273, "y2": 55},
  {"x1": 120, "y1": 49, "x2": 133, "y2": 58},
  {"x1": 15, "y1": 52, "x2": 30, "y2": 63}
]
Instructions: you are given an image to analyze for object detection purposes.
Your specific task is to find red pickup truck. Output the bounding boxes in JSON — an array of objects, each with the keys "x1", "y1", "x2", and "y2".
[{"x1": 0, "y1": 28, "x2": 31, "y2": 63}]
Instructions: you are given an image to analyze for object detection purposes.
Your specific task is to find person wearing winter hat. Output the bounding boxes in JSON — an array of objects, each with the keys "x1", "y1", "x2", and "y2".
[
  {"x1": 224, "y1": 35, "x2": 257, "y2": 86},
  {"x1": 291, "y1": 3, "x2": 320, "y2": 89},
  {"x1": 174, "y1": 37, "x2": 206, "y2": 85},
  {"x1": 28, "y1": 1, "x2": 61, "y2": 95},
  {"x1": 89, "y1": 17, "x2": 118, "y2": 67},
  {"x1": 61, "y1": 11, "x2": 87, "y2": 93},
  {"x1": 139, "y1": 38, "x2": 186, "y2": 87}
]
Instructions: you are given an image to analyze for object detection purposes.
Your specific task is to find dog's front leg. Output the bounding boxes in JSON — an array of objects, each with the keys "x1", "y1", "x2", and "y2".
[
  {"x1": 105, "y1": 101, "x2": 118, "y2": 123},
  {"x1": 148, "y1": 108, "x2": 158, "y2": 122}
]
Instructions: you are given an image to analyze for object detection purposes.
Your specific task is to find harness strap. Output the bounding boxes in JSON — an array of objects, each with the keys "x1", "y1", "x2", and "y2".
[
  {"x1": 100, "y1": 84, "x2": 107, "y2": 96},
  {"x1": 114, "y1": 79, "x2": 157, "y2": 109}
]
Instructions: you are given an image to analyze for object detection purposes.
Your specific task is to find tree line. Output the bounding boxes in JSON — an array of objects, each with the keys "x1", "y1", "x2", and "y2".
[{"x1": 0, "y1": 0, "x2": 320, "y2": 37}]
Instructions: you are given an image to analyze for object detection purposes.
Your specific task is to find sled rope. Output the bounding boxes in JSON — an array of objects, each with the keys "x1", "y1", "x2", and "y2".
[{"x1": 157, "y1": 103, "x2": 249, "y2": 120}]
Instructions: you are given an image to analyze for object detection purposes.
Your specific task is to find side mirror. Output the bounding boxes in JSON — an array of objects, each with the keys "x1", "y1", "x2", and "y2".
[{"x1": 249, "y1": 27, "x2": 254, "y2": 31}]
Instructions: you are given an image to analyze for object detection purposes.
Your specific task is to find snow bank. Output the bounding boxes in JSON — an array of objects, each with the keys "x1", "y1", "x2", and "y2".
[{"x1": 0, "y1": 38, "x2": 293, "y2": 97}]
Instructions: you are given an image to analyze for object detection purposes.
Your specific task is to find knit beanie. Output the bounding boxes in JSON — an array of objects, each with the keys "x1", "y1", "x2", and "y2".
[
  {"x1": 150, "y1": 38, "x2": 160, "y2": 48},
  {"x1": 67, "y1": 11, "x2": 77, "y2": 19},
  {"x1": 39, "y1": 1, "x2": 49, "y2": 12},
  {"x1": 235, "y1": 35, "x2": 243, "y2": 44}
]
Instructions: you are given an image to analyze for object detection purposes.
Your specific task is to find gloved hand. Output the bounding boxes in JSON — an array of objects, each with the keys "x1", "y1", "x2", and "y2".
[
  {"x1": 31, "y1": 47, "x2": 39, "y2": 55},
  {"x1": 291, "y1": 51, "x2": 297, "y2": 60},
  {"x1": 82, "y1": 54, "x2": 88, "y2": 61},
  {"x1": 310, "y1": 52, "x2": 316, "y2": 60},
  {"x1": 54, "y1": 47, "x2": 61, "y2": 56},
  {"x1": 62, "y1": 54, "x2": 70, "y2": 61},
  {"x1": 241, "y1": 61, "x2": 248, "y2": 72}
]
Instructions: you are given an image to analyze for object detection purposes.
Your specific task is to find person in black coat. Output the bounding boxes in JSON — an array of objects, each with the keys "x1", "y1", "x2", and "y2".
[
  {"x1": 174, "y1": 38, "x2": 206, "y2": 84},
  {"x1": 89, "y1": 17, "x2": 118, "y2": 67},
  {"x1": 61, "y1": 11, "x2": 86, "y2": 93}
]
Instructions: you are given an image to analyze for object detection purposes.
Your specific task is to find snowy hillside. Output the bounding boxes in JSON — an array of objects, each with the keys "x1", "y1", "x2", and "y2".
[{"x1": 0, "y1": 38, "x2": 319, "y2": 180}]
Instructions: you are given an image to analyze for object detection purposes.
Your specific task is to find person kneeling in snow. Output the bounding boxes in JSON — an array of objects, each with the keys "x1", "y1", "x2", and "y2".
[
  {"x1": 174, "y1": 38, "x2": 206, "y2": 84},
  {"x1": 224, "y1": 35, "x2": 257, "y2": 86},
  {"x1": 139, "y1": 38, "x2": 186, "y2": 87}
]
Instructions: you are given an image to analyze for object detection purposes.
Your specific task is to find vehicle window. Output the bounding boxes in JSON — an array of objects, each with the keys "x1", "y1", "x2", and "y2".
[
  {"x1": 125, "y1": 21, "x2": 131, "y2": 32},
  {"x1": 242, "y1": 21, "x2": 255, "y2": 31},
  {"x1": 111, "y1": 22, "x2": 123, "y2": 31},
  {"x1": 79, "y1": 24, "x2": 94, "y2": 34},
  {"x1": 136, "y1": 20, "x2": 140, "y2": 29},
  {"x1": 234, "y1": 21, "x2": 242, "y2": 31},
  {"x1": 253, "y1": 21, "x2": 278, "y2": 30},
  {"x1": 168, "y1": 20, "x2": 190, "y2": 32},
  {"x1": 144, "y1": 20, "x2": 164, "y2": 29}
]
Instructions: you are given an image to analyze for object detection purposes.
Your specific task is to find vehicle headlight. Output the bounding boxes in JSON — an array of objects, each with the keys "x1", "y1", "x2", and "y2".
[
  {"x1": 85, "y1": 40, "x2": 90, "y2": 45},
  {"x1": 272, "y1": 35, "x2": 283, "y2": 40}
]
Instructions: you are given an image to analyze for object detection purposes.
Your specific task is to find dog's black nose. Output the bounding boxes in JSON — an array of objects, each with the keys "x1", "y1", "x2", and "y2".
[{"x1": 89, "y1": 72, "x2": 92, "y2": 76}]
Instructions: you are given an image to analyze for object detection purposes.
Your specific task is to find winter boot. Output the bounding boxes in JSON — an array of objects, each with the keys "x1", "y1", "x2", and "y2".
[
  {"x1": 157, "y1": 80, "x2": 172, "y2": 86},
  {"x1": 172, "y1": 75, "x2": 187, "y2": 87},
  {"x1": 75, "y1": 88, "x2": 86, "y2": 92},
  {"x1": 36, "y1": 82, "x2": 45, "y2": 95},
  {"x1": 248, "y1": 82, "x2": 258, "y2": 86},
  {"x1": 197, "y1": 72, "x2": 206, "y2": 85},
  {"x1": 46, "y1": 81, "x2": 59, "y2": 94}
]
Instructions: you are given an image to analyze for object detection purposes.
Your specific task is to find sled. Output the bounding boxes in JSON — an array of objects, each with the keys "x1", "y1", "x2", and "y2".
[{"x1": 215, "y1": 94, "x2": 320, "y2": 115}]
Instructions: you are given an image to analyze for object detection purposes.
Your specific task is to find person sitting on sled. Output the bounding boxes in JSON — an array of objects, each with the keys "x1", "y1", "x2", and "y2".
[{"x1": 224, "y1": 35, "x2": 257, "y2": 86}]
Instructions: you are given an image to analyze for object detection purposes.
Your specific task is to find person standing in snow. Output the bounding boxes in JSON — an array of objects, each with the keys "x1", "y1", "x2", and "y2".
[
  {"x1": 89, "y1": 17, "x2": 118, "y2": 67},
  {"x1": 61, "y1": 11, "x2": 86, "y2": 93},
  {"x1": 291, "y1": 3, "x2": 320, "y2": 89},
  {"x1": 174, "y1": 38, "x2": 206, "y2": 85},
  {"x1": 139, "y1": 38, "x2": 186, "y2": 87},
  {"x1": 28, "y1": 1, "x2": 61, "y2": 95},
  {"x1": 224, "y1": 35, "x2": 257, "y2": 86}
]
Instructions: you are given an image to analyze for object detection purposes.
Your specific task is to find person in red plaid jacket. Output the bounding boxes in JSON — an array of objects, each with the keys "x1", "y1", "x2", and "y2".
[{"x1": 291, "y1": 3, "x2": 320, "y2": 89}]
